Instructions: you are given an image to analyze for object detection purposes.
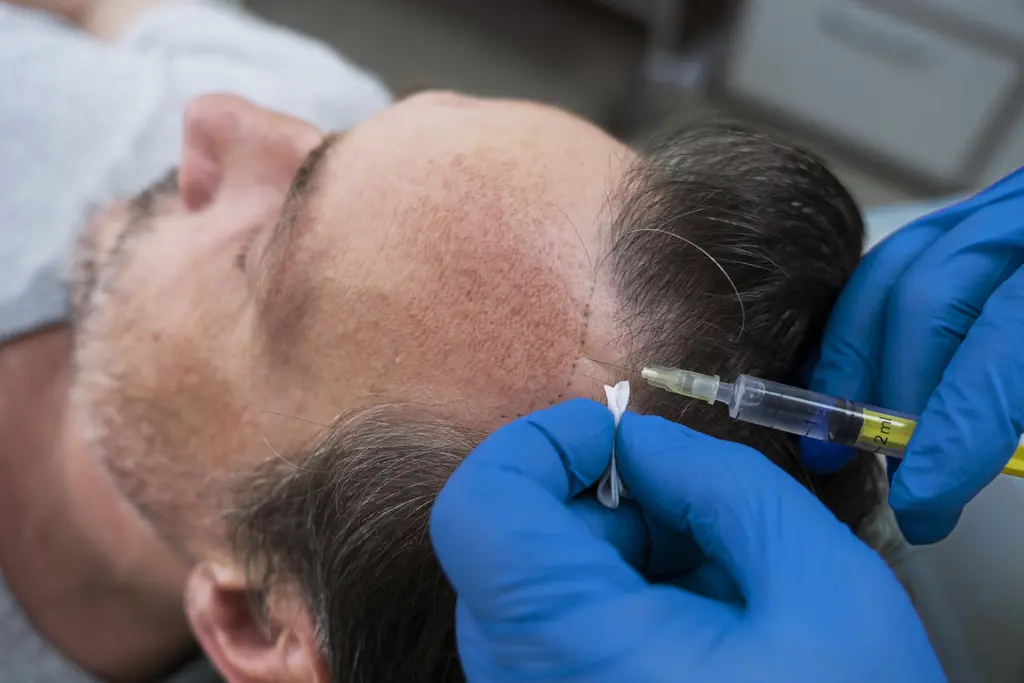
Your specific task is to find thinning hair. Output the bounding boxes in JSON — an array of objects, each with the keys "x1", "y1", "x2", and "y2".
[{"x1": 231, "y1": 120, "x2": 882, "y2": 682}]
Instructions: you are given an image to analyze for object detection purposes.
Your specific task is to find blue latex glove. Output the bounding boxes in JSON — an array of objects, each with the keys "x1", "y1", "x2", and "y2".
[
  {"x1": 430, "y1": 400, "x2": 944, "y2": 683},
  {"x1": 804, "y1": 169, "x2": 1024, "y2": 544}
]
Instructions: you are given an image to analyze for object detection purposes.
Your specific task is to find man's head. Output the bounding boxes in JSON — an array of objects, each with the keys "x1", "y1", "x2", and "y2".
[{"x1": 69, "y1": 92, "x2": 879, "y2": 683}]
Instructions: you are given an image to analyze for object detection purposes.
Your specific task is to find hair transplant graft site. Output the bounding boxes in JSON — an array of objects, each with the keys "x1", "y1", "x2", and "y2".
[{"x1": 67, "y1": 92, "x2": 884, "y2": 682}]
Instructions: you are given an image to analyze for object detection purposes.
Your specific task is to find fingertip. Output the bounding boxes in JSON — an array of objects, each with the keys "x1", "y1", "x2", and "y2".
[
  {"x1": 527, "y1": 398, "x2": 615, "y2": 451},
  {"x1": 800, "y1": 437, "x2": 856, "y2": 474},
  {"x1": 893, "y1": 508, "x2": 961, "y2": 546},
  {"x1": 615, "y1": 411, "x2": 785, "y2": 522},
  {"x1": 617, "y1": 411, "x2": 698, "y2": 452},
  {"x1": 533, "y1": 397, "x2": 615, "y2": 427},
  {"x1": 888, "y1": 460, "x2": 964, "y2": 545},
  {"x1": 491, "y1": 398, "x2": 615, "y2": 491},
  {"x1": 432, "y1": 399, "x2": 616, "y2": 553}
]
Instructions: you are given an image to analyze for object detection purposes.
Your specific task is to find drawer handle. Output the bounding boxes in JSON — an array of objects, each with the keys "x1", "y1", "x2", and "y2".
[{"x1": 818, "y1": 6, "x2": 932, "y2": 70}]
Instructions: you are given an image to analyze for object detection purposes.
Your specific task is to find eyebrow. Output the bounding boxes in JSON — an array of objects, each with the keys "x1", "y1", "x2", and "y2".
[{"x1": 261, "y1": 131, "x2": 342, "y2": 278}]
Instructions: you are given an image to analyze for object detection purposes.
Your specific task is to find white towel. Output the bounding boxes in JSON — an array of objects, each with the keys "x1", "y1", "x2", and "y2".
[{"x1": 596, "y1": 381, "x2": 630, "y2": 508}]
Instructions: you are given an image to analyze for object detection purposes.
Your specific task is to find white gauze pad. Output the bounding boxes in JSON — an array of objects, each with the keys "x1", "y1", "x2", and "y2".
[{"x1": 596, "y1": 380, "x2": 630, "y2": 509}]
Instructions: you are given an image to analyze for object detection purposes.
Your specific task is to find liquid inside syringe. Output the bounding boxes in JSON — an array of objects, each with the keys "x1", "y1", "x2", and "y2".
[
  {"x1": 641, "y1": 365, "x2": 1024, "y2": 478},
  {"x1": 642, "y1": 365, "x2": 922, "y2": 459}
]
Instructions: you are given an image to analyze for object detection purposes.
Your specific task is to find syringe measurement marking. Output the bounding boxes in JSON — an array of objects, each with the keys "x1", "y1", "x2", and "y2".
[
  {"x1": 864, "y1": 416, "x2": 893, "y2": 453},
  {"x1": 761, "y1": 392, "x2": 828, "y2": 437},
  {"x1": 875, "y1": 419, "x2": 892, "y2": 443},
  {"x1": 803, "y1": 403, "x2": 827, "y2": 436}
]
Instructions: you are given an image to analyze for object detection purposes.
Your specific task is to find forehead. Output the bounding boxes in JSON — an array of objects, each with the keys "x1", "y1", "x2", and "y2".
[{"x1": 264, "y1": 94, "x2": 634, "y2": 422}]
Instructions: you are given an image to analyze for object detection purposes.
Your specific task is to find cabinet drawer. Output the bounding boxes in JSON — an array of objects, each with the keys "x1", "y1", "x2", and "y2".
[
  {"x1": 725, "y1": 0, "x2": 1017, "y2": 183},
  {"x1": 899, "y1": 0, "x2": 1024, "y2": 45}
]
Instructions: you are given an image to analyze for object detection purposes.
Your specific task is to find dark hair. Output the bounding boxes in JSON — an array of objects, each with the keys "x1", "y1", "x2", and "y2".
[
  {"x1": 231, "y1": 120, "x2": 882, "y2": 683},
  {"x1": 611, "y1": 120, "x2": 880, "y2": 518}
]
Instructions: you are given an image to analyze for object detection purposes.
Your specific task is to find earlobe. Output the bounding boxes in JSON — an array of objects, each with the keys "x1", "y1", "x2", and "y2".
[{"x1": 185, "y1": 562, "x2": 327, "y2": 683}]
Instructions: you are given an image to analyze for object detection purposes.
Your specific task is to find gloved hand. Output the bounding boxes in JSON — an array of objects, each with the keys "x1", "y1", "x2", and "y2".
[
  {"x1": 430, "y1": 400, "x2": 944, "y2": 683},
  {"x1": 803, "y1": 169, "x2": 1024, "y2": 544}
]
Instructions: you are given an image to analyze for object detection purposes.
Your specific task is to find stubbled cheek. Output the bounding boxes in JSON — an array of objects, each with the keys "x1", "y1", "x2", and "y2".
[{"x1": 73, "y1": 210, "x2": 265, "y2": 478}]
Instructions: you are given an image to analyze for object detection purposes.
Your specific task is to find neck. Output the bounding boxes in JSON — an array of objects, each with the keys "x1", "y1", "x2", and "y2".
[{"x1": 0, "y1": 327, "x2": 196, "y2": 683}]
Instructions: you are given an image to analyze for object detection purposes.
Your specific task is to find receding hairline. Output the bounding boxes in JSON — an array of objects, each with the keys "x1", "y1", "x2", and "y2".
[{"x1": 227, "y1": 118, "x2": 880, "y2": 683}]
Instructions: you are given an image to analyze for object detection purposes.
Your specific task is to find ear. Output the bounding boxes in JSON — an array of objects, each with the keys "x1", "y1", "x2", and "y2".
[{"x1": 185, "y1": 561, "x2": 330, "y2": 683}]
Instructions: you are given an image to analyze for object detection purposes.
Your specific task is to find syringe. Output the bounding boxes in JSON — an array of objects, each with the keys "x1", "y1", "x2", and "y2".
[{"x1": 641, "y1": 365, "x2": 1024, "y2": 479}]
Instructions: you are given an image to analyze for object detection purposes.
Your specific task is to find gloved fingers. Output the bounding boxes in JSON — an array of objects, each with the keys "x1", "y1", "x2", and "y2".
[
  {"x1": 454, "y1": 585, "x2": 741, "y2": 679},
  {"x1": 616, "y1": 412, "x2": 866, "y2": 609},
  {"x1": 569, "y1": 496, "x2": 648, "y2": 570},
  {"x1": 804, "y1": 176, "x2": 1024, "y2": 473},
  {"x1": 573, "y1": 495, "x2": 728, "y2": 595},
  {"x1": 569, "y1": 496, "x2": 706, "y2": 578},
  {"x1": 879, "y1": 197, "x2": 1024, "y2": 417},
  {"x1": 430, "y1": 400, "x2": 645, "y2": 624},
  {"x1": 667, "y1": 560, "x2": 744, "y2": 606},
  {"x1": 456, "y1": 398, "x2": 616, "y2": 495},
  {"x1": 891, "y1": 264, "x2": 1024, "y2": 544},
  {"x1": 804, "y1": 224, "x2": 940, "y2": 472}
]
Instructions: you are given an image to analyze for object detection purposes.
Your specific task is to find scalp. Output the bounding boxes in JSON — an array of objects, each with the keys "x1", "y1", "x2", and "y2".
[{"x1": 277, "y1": 119, "x2": 624, "y2": 425}]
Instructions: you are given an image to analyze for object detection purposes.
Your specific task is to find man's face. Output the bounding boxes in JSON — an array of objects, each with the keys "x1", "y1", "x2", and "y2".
[{"x1": 70, "y1": 92, "x2": 634, "y2": 551}]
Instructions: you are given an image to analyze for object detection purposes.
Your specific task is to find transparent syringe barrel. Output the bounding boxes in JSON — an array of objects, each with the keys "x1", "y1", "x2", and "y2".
[{"x1": 728, "y1": 375, "x2": 919, "y2": 458}]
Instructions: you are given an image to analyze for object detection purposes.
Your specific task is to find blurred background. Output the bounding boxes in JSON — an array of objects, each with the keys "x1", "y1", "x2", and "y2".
[{"x1": 244, "y1": 0, "x2": 1023, "y2": 210}]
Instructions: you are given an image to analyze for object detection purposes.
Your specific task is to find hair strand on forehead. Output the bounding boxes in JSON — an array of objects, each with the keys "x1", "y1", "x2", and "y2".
[{"x1": 621, "y1": 226, "x2": 747, "y2": 340}]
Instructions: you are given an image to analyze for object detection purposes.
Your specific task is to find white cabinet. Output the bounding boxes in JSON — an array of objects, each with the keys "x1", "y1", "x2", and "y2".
[
  {"x1": 724, "y1": 0, "x2": 1021, "y2": 187},
  {"x1": 901, "y1": 0, "x2": 1024, "y2": 44},
  {"x1": 982, "y1": 109, "x2": 1024, "y2": 184}
]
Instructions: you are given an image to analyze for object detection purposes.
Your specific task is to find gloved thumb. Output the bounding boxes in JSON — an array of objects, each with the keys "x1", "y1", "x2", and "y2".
[{"x1": 616, "y1": 412, "x2": 872, "y2": 610}]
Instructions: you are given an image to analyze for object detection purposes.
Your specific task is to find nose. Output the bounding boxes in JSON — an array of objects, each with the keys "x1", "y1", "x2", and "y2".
[{"x1": 179, "y1": 94, "x2": 325, "y2": 211}]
